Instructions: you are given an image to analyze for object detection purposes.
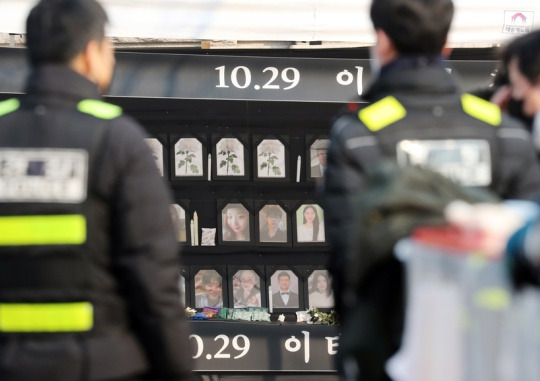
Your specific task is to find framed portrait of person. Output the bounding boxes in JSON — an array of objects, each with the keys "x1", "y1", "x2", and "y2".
[
  {"x1": 192, "y1": 267, "x2": 227, "y2": 309},
  {"x1": 144, "y1": 136, "x2": 167, "y2": 177},
  {"x1": 305, "y1": 269, "x2": 335, "y2": 310},
  {"x1": 267, "y1": 267, "x2": 303, "y2": 311},
  {"x1": 212, "y1": 134, "x2": 250, "y2": 181},
  {"x1": 228, "y1": 266, "x2": 266, "y2": 309},
  {"x1": 306, "y1": 135, "x2": 330, "y2": 182},
  {"x1": 170, "y1": 202, "x2": 189, "y2": 243},
  {"x1": 253, "y1": 135, "x2": 289, "y2": 182},
  {"x1": 171, "y1": 134, "x2": 207, "y2": 180},
  {"x1": 217, "y1": 199, "x2": 254, "y2": 245},
  {"x1": 293, "y1": 202, "x2": 327, "y2": 246},
  {"x1": 255, "y1": 201, "x2": 291, "y2": 246}
]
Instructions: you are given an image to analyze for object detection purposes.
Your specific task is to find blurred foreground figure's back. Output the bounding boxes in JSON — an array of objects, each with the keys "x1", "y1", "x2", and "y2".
[
  {"x1": 0, "y1": 1, "x2": 193, "y2": 380},
  {"x1": 323, "y1": 0, "x2": 540, "y2": 380}
]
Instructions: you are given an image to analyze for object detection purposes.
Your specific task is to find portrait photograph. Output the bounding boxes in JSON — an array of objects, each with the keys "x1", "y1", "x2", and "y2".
[
  {"x1": 270, "y1": 270, "x2": 300, "y2": 309},
  {"x1": 256, "y1": 139, "x2": 286, "y2": 179},
  {"x1": 194, "y1": 269, "x2": 223, "y2": 309},
  {"x1": 174, "y1": 137, "x2": 204, "y2": 178},
  {"x1": 170, "y1": 204, "x2": 187, "y2": 242},
  {"x1": 232, "y1": 269, "x2": 262, "y2": 308},
  {"x1": 144, "y1": 138, "x2": 164, "y2": 176},
  {"x1": 258, "y1": 204, "x2": 288, "y2": 244},
  {"x1": 215, "y1": 137, "x2": 245, "y2": 177},
  {"x1": 295, "y1": 203, "x2": 325, "y2": 243},
  {"x1": 309, "y1": 139, "x2": 330, "y2": 180},
  {"x1": 221, "y1": 203, "x2": 251, "y2": 242},
  {"x1": 307, "y1": 270, "x2": 335, "y2": 309}
]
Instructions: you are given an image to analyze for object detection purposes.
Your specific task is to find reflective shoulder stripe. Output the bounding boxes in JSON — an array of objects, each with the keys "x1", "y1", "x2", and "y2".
[
  {"x1": 0, "y1": 302, "x2": 93, "y2": 332},
  {"x1": 77, "y1": 99, "x2": 122, "y2": 120},
  {"x1": 358, "y1": 96, "x2": 407, "y2": 132},
  {"x1": 0, "y1": 215, "x2": 86, "y2": 245},
  {"x1": 0, "y1": 98, "x2": 20, "y2": 117},
  {"x1": 461, "y1": 93, "x2": 501, "y2": 126}
]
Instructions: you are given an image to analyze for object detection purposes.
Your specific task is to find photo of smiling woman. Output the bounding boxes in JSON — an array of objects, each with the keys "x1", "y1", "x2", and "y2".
[
  {"x1": 308, "y1": 270, "x2": 334, "y2": 309},
  {"x1": 222, "y1": 203, "x2": 250, "y2": 242},
  {"x1": 296, "y1": 204, "x2": 325, "y2": 242},
  {"x1": 233, "y1": 269, "x2": 261, "y2": 308}
]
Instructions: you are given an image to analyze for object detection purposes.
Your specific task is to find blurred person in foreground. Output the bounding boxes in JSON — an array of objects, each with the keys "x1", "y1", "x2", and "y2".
[
  {"x1": 323, "y1": 0, "x2": 540, "y2": 380},
  {"x1": 504, "y1": 30, "x2": 540, "y2": 286},
  {"x1": 0, "y1": 0, "x2": 193, "y2": 380}
]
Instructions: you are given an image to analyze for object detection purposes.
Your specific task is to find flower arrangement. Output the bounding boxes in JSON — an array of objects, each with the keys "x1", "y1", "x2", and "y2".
[
  {"x1": 307, "y1": 307, "x2": 339, "y2": 325},
  {"x1": 185, "y1": 307, "x2": 197, "y2": 318}
]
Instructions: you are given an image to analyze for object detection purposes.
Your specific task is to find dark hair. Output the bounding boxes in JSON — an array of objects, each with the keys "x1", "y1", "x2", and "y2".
[
  {"x1": 310, "y1": 271, "x2": 332, "y2": 297},
  {"x1": 265, "y1": 206, "x2": 282, "y2": 218},
  {"x1": 302, "y1": 205, "x2": 320, "y2": 241},
  {"x1": 370, "y1": 0, "x2": 454, "y2": 55},
  {"x1": 202, "y1": 270, "x2": 221, "y2": 286},
  {"x1": 26, "y1": 0, "x2": 108, "y2": 66},
  {"x1": 277, "y1": 271, "x2": 290, "y2": 281},
  {"x1": 510, "y1": 30, "x2": 540, "y2": 84}
]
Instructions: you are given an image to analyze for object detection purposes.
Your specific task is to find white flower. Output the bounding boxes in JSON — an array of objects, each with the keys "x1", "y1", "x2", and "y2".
[
  {"x1": 219, "y1": 138, "x2": 240, "y2": 153},
  {"x1": 259, "y1": 139, "x2": 282, "y2": 155},
  {"x1": 278, "y1": 314, "x2": 285, "y2": 323},
  {"x1": 176, "y1": 138, "x2": 200, "y2": 153}
]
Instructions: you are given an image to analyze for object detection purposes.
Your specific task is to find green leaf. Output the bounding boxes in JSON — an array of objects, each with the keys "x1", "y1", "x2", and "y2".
[
  {"x1": 190, "y1": 164, "x2": 199, "y2": 174},
  {"x1": 272, "y1": 166, "x2": 281, "y2": 175},
  {"x1": 232, "y1": 164, "x2": 241, "y2": 173},
  {"x1": 260, "y1": 162, "x2": 268, "y2": 169},
  {"x1": 178, "y1": 160, "x2": 186, "y2": 168},
  {"x1": 231, "y1": 154, "x2": 238, "y2": 159},
  {"x1": 219, "y1": 160, "x2": 227, "y2": 168}
]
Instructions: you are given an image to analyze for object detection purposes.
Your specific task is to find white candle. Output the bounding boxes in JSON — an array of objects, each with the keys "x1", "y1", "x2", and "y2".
[
  {"x1": 208, "y1": 154, "x2": 211, "y2": 181},
  {"x1": 268, "y1": 285, "x2": 273, "y2": 313},
  {"x1": 193, "y1": 212, "x2": 199, "y2": 246},
  {"x1": 296, "y1": 155, "x2": 301, "y2": 182},
  {"x1": 190, "y1": 220, "x2": 195, "y2": 246}
]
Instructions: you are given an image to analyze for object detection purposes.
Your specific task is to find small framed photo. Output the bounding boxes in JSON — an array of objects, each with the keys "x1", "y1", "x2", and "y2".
[
  {"x1": 170, "y1": 203, "x2": 188, "y2": 243},
  {"x1": 306, "y1": 269, "x2": 335, "y2": 310},
  {"x1": 306, "y1": 136, "x2": 330, "y2": 181},
  {"x1": 256, "y1": 202, "x2": 291, "y2": 246},
  {"x1": 193, "y1": 268, "x2": 225, "y2": 309},
  {"x1": 268, "y1": 268, "x2": 302, "y2": 311},
  {"x1": 212, "y1": 134, "x2": 250, "y2": 180},
  {"x1": 254, "y1": 136, "x2": 289, "y2": 181},
  {"x1": 171, "y1": 135, "x2": 207, "y2": 180},
  {"x1": 230, "y1": 267, "x2": 265, "y2": 309},
  {"x1": 145, "y1": 137, "x2": 167, "y2": 177},
  {"x1": 293, "y1": 203, "x2": 326, "y2": 245},
  {"x1": 217, "y1": 200, "x2": 253, "y2": 245}
]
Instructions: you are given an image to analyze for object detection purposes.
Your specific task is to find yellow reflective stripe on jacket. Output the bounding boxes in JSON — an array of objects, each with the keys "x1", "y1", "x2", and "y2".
[
  {"x1": 0, "y1": 215, "x2": 86, "y2": 245},
  {"x1": 77, "y1": 99, "x2": 122, "y2": 120},
  {"x1": 358, "y1": 96, "x2": 407, "y2": 132},
  {"x1": 0, "y1": 98, "x2": 20, "y2": 117},
  {"x1": 0, "y1": 302, "x2": 93, "y2": 332},
  {"x1": 461, "y1": 93, "x2": 501, "y2": 126}
]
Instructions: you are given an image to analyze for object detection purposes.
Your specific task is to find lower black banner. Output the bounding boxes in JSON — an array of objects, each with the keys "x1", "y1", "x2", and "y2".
[{"x1": 189, "y1": 320, "x2": 339, "y2": 372}]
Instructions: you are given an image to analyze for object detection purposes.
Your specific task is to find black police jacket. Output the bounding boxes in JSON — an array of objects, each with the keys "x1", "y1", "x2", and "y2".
[
  {"x1": 0, "y1": 65, "x2": 193, "y2": 381},
  {"x1": 323, "y1": 57, "x2": 540, "y2": 379}
]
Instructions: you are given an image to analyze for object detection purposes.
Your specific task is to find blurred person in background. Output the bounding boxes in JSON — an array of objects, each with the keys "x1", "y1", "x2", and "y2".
[{"x1": 0, "y1": 0, "x2": 193, "y2": 380}]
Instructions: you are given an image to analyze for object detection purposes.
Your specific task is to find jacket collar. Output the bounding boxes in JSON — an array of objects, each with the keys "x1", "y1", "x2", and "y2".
[
  {"x1": 364, "y1": 55, "x2": 458, "y2": 102},
  {"x1": 25, "y1": 64, "x2": 102, "y2": 102}
]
